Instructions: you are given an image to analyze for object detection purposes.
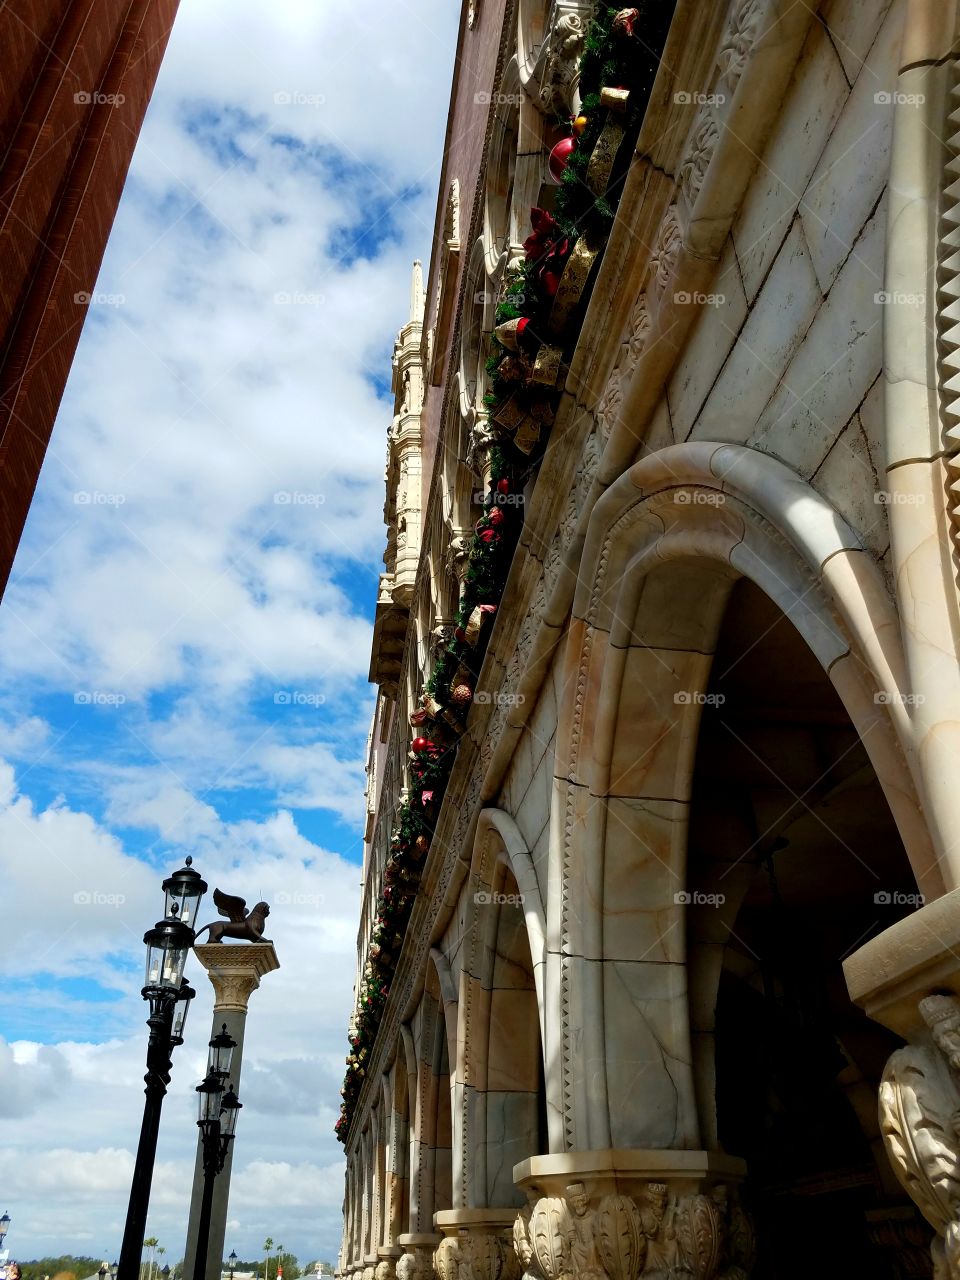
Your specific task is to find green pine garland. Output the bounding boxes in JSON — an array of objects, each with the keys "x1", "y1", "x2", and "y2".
[{"x1": 337, "y1": 2, "x2": 676, "y2": 1144}]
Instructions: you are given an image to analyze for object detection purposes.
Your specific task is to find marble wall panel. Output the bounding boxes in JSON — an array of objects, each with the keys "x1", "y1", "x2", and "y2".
[
  {"x1": 733, "y1": 18, "x2": 850, "y2": 300},
  {"x1": 667, "y1": 238, "x2": 749, "y2": 438},
  {"x1": 798, "y1": 0, "x2": 901, "y2": 291},
  {"x1": 606, "y1": 646, "x2": 712, "y2": 801},
  {"x1": 752, "y1": 199, "x2": 885, "y2": 476},
  {"x1": 600, "y1": 958, "x2": 698, "y2": 1150},
  {"x1": 601, "y1": 796, "x2": 688, "y2": 964},
  {"x1": 691, "y1": 220, "x2": 822, "y2": 442}
]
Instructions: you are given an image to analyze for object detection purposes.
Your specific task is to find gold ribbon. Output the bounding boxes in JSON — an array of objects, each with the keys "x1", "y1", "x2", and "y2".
[
  {"x1": 532, "y1": 343, "x2": 564, "y2": 386},
  {"x1": 548, "y1": 234, "x2": 603, "y2": 337},
  {"x1": 586, "y1": 118, "x2": 626, "y2": 197}
]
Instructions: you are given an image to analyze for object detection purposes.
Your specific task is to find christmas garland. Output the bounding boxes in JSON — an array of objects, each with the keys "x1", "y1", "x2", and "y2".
[{"x1": 336, "y1": 4, "x2": 673, "y2": 1144}]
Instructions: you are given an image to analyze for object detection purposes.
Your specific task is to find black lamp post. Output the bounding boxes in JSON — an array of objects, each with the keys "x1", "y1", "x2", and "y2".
[
  {"x1": 0, "y1": 1213, "x2": 10, "y2": 1252},
  {"x1": 118, "y1": 859, "x2": 207, "y2": 1280},
  {"x1": 192, "y1": 1026, "x2": 242, "y2": 1280},
  {"x1": 228, "y1": 1252, "x2": 237, "y2": 1280}
]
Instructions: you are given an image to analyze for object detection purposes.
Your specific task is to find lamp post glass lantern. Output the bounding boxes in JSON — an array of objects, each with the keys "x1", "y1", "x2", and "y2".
[
  {"x1": 192, "y1": 1073, "x2": 242, "y2": 1280},
  {"x1": 0, "y1": 1212, "x2": 10, "y2": 1248},
  {"x1": 117, "y1": 859, "x2": 206, "y2": 1280}
]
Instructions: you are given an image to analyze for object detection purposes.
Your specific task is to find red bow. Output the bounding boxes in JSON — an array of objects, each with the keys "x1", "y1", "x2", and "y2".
[{"x1": 524, "y1": 207, "x2": 571, "y2": 299}]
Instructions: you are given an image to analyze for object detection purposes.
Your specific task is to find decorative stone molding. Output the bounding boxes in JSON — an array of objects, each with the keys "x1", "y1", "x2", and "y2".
[
  {"x1": 678, "y1": 116, "x2": 721, "y2": 210},
  {"x1": 513, "y1": 1157, "x2": 752, "y2": 1280},
  {"x1": 649, "y1": 206, "x2": 683, "y2": 294},
  {"x1": 192, "y1": 941, "x2": 280, "y2": 1011},
  {"x1": 936, "y1": 60, "x2": 960, "y2": 573},
  {"x1": 716, "y1": 0, "x2": 765, "y2": 92}
]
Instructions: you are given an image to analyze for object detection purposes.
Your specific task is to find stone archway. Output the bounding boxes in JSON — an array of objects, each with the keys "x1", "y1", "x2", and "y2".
[
  {"x1": 685, "y1": 576, "x2": 926, "y2": 1277},
  {"x1": 548, "y1": 441, "x2": 939, "y2": 1158},
  {"x1": 456, "y1": 808, "x2": 549, "y2": 1209}
]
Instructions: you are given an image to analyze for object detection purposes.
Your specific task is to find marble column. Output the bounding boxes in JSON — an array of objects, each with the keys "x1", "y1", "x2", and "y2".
[{"x1": 182, "y1": 942, "x2": 280, "y2": 1280}]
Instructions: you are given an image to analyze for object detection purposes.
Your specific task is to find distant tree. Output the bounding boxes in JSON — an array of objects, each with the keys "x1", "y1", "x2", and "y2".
[
  {"x1": 275, "y1": 1254, "x2": 300, "y2": 1280},
  {"x1": 19, "y1": 1259, "x2": 99, "y2": 1280},
  {"x1": 143, "y1": 1239, "x2": 160, "y2": 1280}
]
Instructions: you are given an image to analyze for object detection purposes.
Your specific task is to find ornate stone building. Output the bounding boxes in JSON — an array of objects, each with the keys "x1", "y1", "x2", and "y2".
[
  {"x1": 339, "y1": 0, "x2": 960, "y2": 1276},
  {"x1": 0, "y1": 0, "x2": 179, "y2": 596}
]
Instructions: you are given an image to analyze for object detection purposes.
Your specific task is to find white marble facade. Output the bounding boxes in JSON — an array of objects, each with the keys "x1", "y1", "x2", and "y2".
[{"x1": 343, "y1": 1, "x2": 960, "y2": 1278}]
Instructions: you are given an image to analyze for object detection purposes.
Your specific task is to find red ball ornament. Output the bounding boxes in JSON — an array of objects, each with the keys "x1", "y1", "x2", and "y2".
[
  {"x1": 451, "y1": 683, "x2": 473, "y2": 707},
  {"x1": 479, "y1": 527, "x2": 500, "y2": 544},
  {"x1": 549, "y1": 136, "x2": 576, "y2": 184},
  {"x1": 487, "y1": 506, "x2": 506, "y2": 527},
  {"x1": 497, "y1": 477, "x2": 510, "y2": 494},
  {"x1": 411, "y1": 736, "x2": 430, "y2": 753}
]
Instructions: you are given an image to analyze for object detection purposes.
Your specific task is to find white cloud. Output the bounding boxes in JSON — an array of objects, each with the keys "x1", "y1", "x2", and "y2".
[{"x1": 0, "y1": 0, "x2": 459, "y2": 1261}]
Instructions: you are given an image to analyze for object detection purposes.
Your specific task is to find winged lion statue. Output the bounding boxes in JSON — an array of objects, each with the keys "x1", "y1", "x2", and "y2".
[{"x1": 194, "y1": 888, "x2": 271, "y2": 944}]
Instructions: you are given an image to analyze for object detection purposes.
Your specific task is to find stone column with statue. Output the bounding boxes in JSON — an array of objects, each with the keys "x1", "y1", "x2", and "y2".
[{"x1": 182, "y1": 889, "x2": 280, "y2": 1280}]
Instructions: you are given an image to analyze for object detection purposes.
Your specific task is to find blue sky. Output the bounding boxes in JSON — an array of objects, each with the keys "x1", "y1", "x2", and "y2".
[{"x1": 0, "y1": 0, "x2": 459, "y2": 1265}]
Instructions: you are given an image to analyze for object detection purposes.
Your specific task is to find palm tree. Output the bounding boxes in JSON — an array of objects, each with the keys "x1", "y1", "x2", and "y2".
[
  {"x1": 263, "y1": 1239, "x2": 274, "y2": 1280},
  {"x1": 143, "y1": 1239, "x2": 159, "y2": 1280}
]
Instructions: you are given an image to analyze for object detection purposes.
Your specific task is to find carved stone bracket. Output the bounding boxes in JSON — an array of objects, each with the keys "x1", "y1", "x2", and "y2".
[{"x1": 845, "y1": 889, "x2": 960, "y2": 1276}]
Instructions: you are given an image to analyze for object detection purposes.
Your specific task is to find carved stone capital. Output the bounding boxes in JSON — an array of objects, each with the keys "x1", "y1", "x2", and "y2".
[
  {"x1": 513, "y1": 1152, "x2": 751, "y2": 1280},
  {"x1": 192, "y1": 940, "x2": 280, "y2": 1011},
  {"x1": 435, "y1": 1212, "x2": 516, "y2": 1280},
  {"x1": 398, "y1": 1234, "x2": 442, "y2": 1280}
]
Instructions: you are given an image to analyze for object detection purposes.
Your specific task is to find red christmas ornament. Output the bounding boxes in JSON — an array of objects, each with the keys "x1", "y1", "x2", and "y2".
[
  {"x1": 487, "y1": 506, "x2": 506, "y2": 527},
  {"x1": 411, "y1": 736, "x2": 430, "y2": 753},
  {"x1": 548, "y1": 135, "x2": 576, "y2": 184},
  {"x1": 496, "y1": 477, "x2": 510, "y2": 494},
  {"x1": 479, "y1": 528, "x2": 500, "y2": 544}
]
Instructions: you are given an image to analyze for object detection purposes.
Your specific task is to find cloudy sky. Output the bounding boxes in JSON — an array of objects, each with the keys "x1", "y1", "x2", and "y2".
[{"x1": 0, "y1": 0, "x2": 459, "y2": 1267}]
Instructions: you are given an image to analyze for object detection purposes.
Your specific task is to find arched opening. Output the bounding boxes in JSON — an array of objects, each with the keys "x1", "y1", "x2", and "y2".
[
  {"x1": 388, "y1": 1050, "x2": 412, "y2": 1243},
  {"x1": 686, "y1": 578, "x2": 927, "y2": 1277},
  {"x1": 419, "y1": 965, "x2": 453, "y2": 1226},
  {"x1": 480, "y1": 861, "x2": 546, "y2": 1205}
]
